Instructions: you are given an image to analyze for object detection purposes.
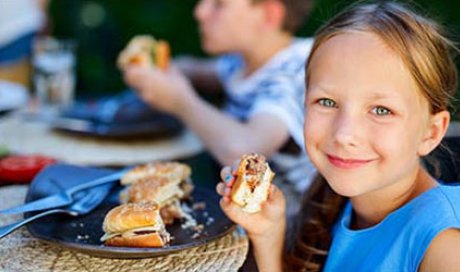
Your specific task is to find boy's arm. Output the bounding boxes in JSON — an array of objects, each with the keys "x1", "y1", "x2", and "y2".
[
  {"x1": 419, "y1": 228, "x2": 460, "y2": 271},
  {"x1": 177, "y1": 94, "x2": 290, "y2": 166},
  {"x1": 174, "y1": 56, "x2": 223, "y2": 95},
  {"x1": 123, "y1": 66, "x2": 290, "y2": 166}
]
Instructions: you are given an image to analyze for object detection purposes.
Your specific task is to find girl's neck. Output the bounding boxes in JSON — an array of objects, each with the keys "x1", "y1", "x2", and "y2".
[
  {"x1": 241, "y1": 33, "x2": 293, "y2": 77},
  {"x1": 349, "y1": 167, "x2": 438, "y2": 229}
]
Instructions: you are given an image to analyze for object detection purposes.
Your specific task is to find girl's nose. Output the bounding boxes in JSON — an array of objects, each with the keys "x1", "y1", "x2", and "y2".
[{"x1": 333, "y1": 112, "x2": 360, "y2": 148}]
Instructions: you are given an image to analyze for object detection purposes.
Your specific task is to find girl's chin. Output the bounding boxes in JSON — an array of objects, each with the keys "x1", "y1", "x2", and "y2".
[{"x1": 327, "y1": 180, "x2": 366, "y2": 198}]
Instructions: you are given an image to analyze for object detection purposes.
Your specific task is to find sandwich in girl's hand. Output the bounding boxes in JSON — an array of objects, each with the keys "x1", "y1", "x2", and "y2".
[
  {"x1": 231, "y1": 153, "x2": 275, "y2": 213},
  {"x1": 117, "y1": 35, "x2": 170, "y2": 70},
  {"x1": 100, "y1": 202, "x2": 170, "y2": 247}
]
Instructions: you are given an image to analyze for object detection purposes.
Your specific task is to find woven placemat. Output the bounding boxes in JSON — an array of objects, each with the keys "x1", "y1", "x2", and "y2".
[
  {"x1": 0, "y1": 186, "x2": 249, "y2": 272},
  {"x1": 0, "y1": 114, "x2": 203, "y2": 166}
]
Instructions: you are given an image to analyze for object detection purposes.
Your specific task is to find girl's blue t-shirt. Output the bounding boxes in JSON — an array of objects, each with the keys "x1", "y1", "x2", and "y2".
[{"x1": 324, "y1": 184, "x2": 460, "y2": 271}]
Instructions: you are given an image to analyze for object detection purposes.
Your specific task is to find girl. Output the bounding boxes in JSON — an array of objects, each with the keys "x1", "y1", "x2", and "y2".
[{"x1": 217, "y1": 2, "x2": 460, "y2": 271}]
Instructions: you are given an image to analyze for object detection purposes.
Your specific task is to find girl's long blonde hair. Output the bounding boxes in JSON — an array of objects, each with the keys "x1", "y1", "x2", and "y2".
[{"x1": 286, "y1": 2, "x2": 458, "y2": 271}]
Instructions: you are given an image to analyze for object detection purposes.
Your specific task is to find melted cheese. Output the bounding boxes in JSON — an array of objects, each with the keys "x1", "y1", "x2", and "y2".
[
  {"x1": 100, "y1": 225, "x2": 164, "y2": 242},
  {"x1": 100, "y1": 214, "x2": 165, "y2": 242}
]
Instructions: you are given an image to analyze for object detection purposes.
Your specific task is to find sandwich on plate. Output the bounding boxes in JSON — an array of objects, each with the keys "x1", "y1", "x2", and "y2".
[
  {"x1": 101, "y1": 201, "x2": 170, "y2": 247},
  {"x1": 120, "y1": 162, "x2": 194, "y2": 224}
]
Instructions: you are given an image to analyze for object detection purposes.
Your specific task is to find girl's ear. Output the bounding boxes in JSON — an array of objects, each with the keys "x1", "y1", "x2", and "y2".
[
  {"x1": 261, "y1": 0, "x2": 286, "y2": 30},
  {"x1": 418, "y1": 110, "x2": 450, "y2": 156}
]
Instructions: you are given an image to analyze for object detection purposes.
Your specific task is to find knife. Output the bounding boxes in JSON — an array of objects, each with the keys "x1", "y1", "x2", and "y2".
[{"x1": 0, "y1": 168, "x2": 129, "y2": 215}]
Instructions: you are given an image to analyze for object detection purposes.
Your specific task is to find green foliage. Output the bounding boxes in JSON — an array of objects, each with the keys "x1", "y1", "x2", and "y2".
[
  {"x1": 50, "y1": 0, "x2": 201, "y2": 95},
  {"x1": 49, "y1": 0, "x2": 460, "y2": 118}
]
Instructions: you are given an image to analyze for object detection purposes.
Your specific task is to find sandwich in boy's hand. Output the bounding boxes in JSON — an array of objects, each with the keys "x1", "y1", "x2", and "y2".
[
  {"x1": 100, "y1": 202, "x2": 170, "y2": 247},
  {"x1": 117, "y1": 35, "x2": 170, "y2": 70},
  {"x1": 230, "y1": 153, "x2": 275, "y2": 213},
  {"x1": 119, "y1": 162, "x2": 194, "y2": 224}
]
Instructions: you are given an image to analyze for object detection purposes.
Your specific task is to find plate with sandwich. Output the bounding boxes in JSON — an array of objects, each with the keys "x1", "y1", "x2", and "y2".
[{"x1": 25, "y1": 162, "x2": 235, "y2": 258}]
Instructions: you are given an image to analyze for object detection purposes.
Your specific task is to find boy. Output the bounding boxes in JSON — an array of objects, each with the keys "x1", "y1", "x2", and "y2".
[{"x1": 122, "y1": 0, "x2": 316, "y2": 196}]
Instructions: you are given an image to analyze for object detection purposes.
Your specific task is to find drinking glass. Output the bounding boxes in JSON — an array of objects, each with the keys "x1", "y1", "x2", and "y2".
[{"x1": 32, "y1": 37, "x2": 76, "y2": 115}]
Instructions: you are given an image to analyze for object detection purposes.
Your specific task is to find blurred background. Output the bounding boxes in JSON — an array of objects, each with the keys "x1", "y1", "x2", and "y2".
[{"x1": 47, "y1": 0, "x2": 460, "y2": 118}]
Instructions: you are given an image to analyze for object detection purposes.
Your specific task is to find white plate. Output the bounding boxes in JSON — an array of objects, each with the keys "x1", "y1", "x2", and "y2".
[{"x1": 0, "y1": 80, "x2": 29, "y2": 112}]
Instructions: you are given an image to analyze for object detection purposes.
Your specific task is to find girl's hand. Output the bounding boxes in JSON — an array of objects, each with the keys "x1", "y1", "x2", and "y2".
[{"x1": 216, "y1": 163, "x2": 286, "y2": 240}]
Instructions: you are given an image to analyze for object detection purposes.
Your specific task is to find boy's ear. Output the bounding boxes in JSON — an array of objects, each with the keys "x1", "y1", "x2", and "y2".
[
  {"x1": 261, "y1": 0, "x2": 286, "y2": 29},
  {"x1": 418, "y1": 110, "x2": 450, "y2": 156}
]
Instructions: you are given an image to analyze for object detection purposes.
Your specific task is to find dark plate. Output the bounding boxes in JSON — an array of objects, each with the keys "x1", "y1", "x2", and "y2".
[
  {"x1": 50, "y1": 115, "x2": 183, "y2": 139},
  {"x1": 25, "y1": 164, "x2": 235, "y2": 258},
  {"x1": 49, "y1": 91, "x2": 183, "y2": 139}
]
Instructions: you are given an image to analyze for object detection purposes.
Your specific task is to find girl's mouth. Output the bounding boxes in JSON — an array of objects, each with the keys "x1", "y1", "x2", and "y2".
[{"x1": 327, "y1": 154, "x2": 375, "y2": 169}]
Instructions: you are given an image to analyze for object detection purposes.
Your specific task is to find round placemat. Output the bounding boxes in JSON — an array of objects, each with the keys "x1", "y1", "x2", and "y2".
[
  {"x1": 0, "y1": 186, "x2": 249, "y2": 272},
  {"x1": 0, "y1": 114, "x2": 203, "y2": 166}
]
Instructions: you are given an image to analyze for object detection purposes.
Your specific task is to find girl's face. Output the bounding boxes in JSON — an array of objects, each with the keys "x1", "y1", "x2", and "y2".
[
  {"x1": 304, "y1": 32, "x2": 434, "y2": 198},
  {"x1": 194, "y1": 0, "x2": 265, "y2": 54}
]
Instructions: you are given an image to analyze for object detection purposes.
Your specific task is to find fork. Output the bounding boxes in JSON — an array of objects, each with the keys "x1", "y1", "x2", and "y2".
[
  {"x1": 0, "y1": 188, "x2": 105, "y2": 239},
  {"x1": 0, "y1": 168, "x2": 128, "y2": 215}
]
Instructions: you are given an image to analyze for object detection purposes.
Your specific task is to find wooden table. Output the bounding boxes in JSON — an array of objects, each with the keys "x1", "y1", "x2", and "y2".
[
  {"x1": 0, "y1": 186, "x2": 249, "y2": 272},
  {"x1": 0, "y1": 112, "x2": 259, "y2": 271},
  {"x1": 0, "y1": 113, "x2": 203, "y2": 166}
]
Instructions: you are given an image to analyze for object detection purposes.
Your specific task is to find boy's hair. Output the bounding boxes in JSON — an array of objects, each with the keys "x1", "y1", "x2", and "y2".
[
  {"x1": 286, "y1": 2, "x2": 458, "y2": 271},
  {"x1": 253, "y1": 0, "x2": 314, "y2": 33}
]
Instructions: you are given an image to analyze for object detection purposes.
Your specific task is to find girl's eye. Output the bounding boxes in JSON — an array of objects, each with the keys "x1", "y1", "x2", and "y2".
[
  {"x1": 318, "y1": 98, "x2": 336, "y2": 108},
  {"x1": 371, "y1": 106, "x2": 392, "y2": 116}
]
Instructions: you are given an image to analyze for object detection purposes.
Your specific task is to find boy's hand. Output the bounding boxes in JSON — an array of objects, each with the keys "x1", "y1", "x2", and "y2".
[
  {"x1": 122, "y1": 65, "x2": 197, "y2": 116},
  {"x1": 216, "y1": 163, "x2": 286, "y2": 240}
]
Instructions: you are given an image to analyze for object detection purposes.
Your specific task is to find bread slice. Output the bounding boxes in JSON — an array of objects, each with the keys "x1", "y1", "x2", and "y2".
[
  {"x1": 126, "y1": 177, "x2": 183, "y2": 205},
  {"x1": 121, "y1": 162, "x2": 191, "y2": 185}
]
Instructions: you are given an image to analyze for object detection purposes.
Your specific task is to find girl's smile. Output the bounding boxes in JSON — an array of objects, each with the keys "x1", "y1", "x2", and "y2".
[{"x1": 326, "y1": 154, "x2": 377, "y2": 170}]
